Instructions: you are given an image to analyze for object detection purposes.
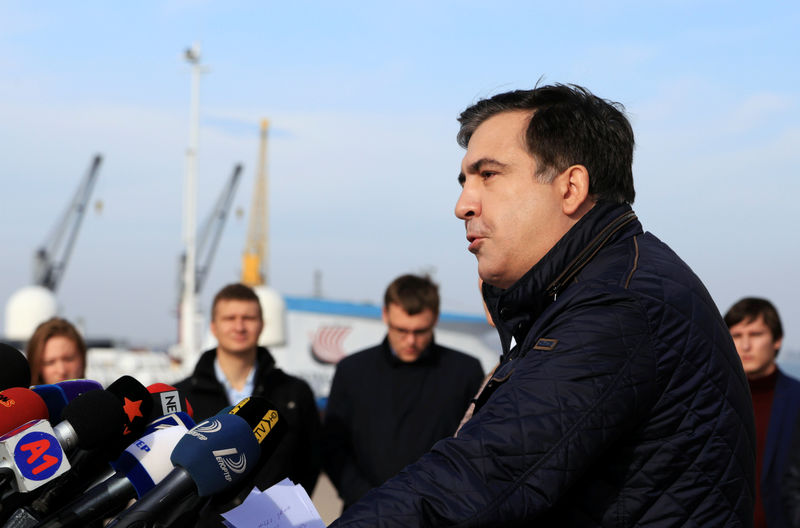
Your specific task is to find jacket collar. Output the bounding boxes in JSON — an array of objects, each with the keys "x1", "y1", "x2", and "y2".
[
  {"x1": 483, "y1": 201, "x2": 639, "y2": 354},
  {"x1": 380, "y1": 336, "x2": 440, "y2": 367},
  {"x1": 191, "y1": 346, "x2": 277, "y2": 387}
]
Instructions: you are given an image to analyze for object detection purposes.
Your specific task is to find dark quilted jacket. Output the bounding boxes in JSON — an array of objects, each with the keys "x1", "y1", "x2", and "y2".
[{"x1": 331, "y1": 202, "x2": 756, "y2": 527}]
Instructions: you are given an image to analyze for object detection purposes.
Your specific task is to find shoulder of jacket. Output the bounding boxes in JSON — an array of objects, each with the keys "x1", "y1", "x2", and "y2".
[
  {"x1": 338, "y1": 345, "x2": 383, "y2": 368},
  {"x1": 436, "y1": 345, "x2": 483, "y2": 367}
]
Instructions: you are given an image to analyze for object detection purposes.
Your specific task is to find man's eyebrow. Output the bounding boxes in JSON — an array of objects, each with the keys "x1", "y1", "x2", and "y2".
[
  {"x1": 459, "y1": 158, "x2": 508, "y2": 186},
  {"x1": 467, "y1": 158, "x2": 508, "y2": 174}
]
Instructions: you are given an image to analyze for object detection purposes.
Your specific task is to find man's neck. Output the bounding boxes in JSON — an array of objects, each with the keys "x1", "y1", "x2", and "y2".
[{"x1": 216, "y1": 347, "x2": 257, "y2": 391}]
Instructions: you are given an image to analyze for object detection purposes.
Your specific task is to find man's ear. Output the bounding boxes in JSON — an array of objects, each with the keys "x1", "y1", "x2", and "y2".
[
  {"x1": 559, "y1": 165, "x2": 591, "y2": 217},
  {"x1": 382, "y1": 307, "x2": 389, "y2": 326}
]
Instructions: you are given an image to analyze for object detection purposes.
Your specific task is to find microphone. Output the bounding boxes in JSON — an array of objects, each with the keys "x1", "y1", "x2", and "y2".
[
  {"x1": 103, "y1": 376, "x2": 156, "y2": 460},
  {"x1": 105, "y1": 413, "x2": 260, "y2": 527},
  {"x1": 0, "y1": 344, "x2": 30, "y2": 391},
  {"x1": 196, "y1": 396, "x2": 287, "y2": 522},
  {"x1": 0, "y1": 419, "x2": 71, "y2": 493},
  {"x1": 30, "y1": 380, "x2": 103, "y2": 427},
  {"x1": 1, "y1": 382, "x2": 156, "y2": 495},
  {"x1": 227, "y1": 396, "x2": 286, "y2": 470},
  {"x1": 54, "y1": 389, "x2": 129, "y2": 453},
  {"x1": 146, "y1": 383, "x2": 194, "y2": 419},
  {"x1": 34, "y1": 413, "x2": 195, "y2": 528},
  {"x1": 0, "y1": 390, "x2": 122, "y2": 521},
  {"x1": 0, "y1": 404, "x2": 195, "y2": 526},
  {"x1": 106, "y1": 406, "x2": 276, "y2": 527},
  {"x1": 0, "y1": 388, "x2": 49, "y2": 435},
  {"x1": 29, "y1": 385, "x2": 69, "y2": 426},
  {"x1": 55, "y1": 379, "x2": 103, "y2": 401},
  {"x1": 107, "y1": 376, "x2": 155, "y2": 432}
]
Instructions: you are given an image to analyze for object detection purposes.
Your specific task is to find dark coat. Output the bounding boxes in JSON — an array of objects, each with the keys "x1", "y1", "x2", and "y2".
[
  {"x1": 332, "y1": 202, "x2": 756, "y2": 527},
  {"x1": 323, "y1": 338, "x2": 484, "y2": 507},
  {"x1": 770, "y1": 371, "x2": 800, "y2": 528},
  {"x1": 174, "y1": 347, "x2": 321, "y2": 525}
]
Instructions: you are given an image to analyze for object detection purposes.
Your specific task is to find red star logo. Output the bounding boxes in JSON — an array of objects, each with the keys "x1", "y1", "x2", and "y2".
[{"x1": 122, "y1": 397, "x2": 143, "y2": 423}]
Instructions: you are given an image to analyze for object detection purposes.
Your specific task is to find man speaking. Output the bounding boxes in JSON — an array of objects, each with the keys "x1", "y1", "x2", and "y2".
[{"x1": 332, "y1": 84, "x2": 755, "y2": 526}]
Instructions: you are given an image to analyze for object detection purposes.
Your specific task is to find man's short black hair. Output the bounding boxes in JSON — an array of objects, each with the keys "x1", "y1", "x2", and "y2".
[
  {"x1": 457, "y1": 83, "x2": 635, "y2": 204},
  {"x1": 384, "y1": 274, "x2": 440, "y2": 317},
  {"x1": 724, "y1": 297, "x2": 784, "y2": 342}
]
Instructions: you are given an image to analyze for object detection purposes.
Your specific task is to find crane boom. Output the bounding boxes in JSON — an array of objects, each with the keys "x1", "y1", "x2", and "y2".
[
  {"x1": 242, "y1": 119, "x2": 269, "y2": 287},
  {"x1": 177, "y1": 164, "x2": 242, "y2": 303},
  {"x1": 33, "y1": 154, "x2": 102, "y2": 292}
]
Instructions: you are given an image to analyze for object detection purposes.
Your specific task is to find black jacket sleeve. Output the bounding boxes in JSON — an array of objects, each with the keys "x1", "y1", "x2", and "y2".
[{"x1": 783, "y1": 412, "x2": 800, "y2": 527}]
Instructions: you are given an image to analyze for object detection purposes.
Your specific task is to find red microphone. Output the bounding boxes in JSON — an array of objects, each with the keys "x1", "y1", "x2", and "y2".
[{"x1": 0, "y1": 388, "x2": 49, "y2": 435}]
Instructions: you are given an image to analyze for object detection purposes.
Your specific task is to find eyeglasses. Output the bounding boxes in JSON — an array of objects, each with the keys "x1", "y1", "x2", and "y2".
[{"x1": 387, "y1": 323, "x2": 434, "y2": 338}]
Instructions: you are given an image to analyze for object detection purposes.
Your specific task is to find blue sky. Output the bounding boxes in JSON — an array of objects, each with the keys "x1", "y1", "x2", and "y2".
[{"x1": 1, "y1": 2, "x2": 799, "y2": 353}]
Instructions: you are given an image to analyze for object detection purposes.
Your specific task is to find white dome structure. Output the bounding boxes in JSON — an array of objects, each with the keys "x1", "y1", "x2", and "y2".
[
  {"x1": 4, "y1": 286, "x2": 58, "y2": 341},
  {"x1": 254, "y1": 285, "x2": 286, "y2": 347}
]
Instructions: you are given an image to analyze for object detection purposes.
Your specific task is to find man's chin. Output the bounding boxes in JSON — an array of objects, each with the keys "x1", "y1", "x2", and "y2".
[
  {"x1": 220, "y1": 344, "x2": 257, "y2": 355},
  {"x1": 397, "y1": 350, "x2": 422, "y2": 363}
]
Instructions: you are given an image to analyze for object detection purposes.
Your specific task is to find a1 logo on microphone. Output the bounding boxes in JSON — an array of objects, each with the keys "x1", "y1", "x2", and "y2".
[
  {"x1": 14, "y1": 430, "x2": 62, "y2": 479},
  {"x1": 0, "y1": 419, "x2": 71, "y2": 492}
]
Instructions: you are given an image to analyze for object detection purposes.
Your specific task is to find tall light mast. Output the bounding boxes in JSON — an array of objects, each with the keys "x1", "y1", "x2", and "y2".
[{"x1": 180, "y1": 43, "x2": 203, "y2": 363}]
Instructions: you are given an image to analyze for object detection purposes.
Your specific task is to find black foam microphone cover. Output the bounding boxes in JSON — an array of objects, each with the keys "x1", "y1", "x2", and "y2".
[
  {"x1": 60, "y1": 389, "x2": 127, "y2": 450},
  {"x1": 104, "y1": 376, "x2": 155, "y2": 458},
  {"x1": 106, "y1": 375, "x2": 155, "y2": 434},
  {"x1": 229, "y1": 396, "x2": 286, "y2": 456},
  {"x1": 0, "y1": 343, "x2": 30, "y2": 391}
]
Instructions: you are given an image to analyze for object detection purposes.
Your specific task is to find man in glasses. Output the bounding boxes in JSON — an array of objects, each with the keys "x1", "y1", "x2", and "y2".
[{"x1": 322, "y1": 274, "x2": 484, "y2": 510}]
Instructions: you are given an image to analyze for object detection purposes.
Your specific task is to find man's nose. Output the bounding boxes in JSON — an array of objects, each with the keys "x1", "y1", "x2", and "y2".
[
  {"x1": 741, "y1": 336, "x2": 751, "y2": 351},
  {"x1": 455, "y1": 181, "x2": 479, "y2": 220}
]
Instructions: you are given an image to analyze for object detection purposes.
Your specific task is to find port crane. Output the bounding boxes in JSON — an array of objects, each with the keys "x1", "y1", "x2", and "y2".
[
  {"x1": 176, "y1": 164, "x2": 242, "y2": 302},
  {"x1": 242, "y1": 119, "x2": 270, "y2": 287},
  {"x1": 241, "y1": 119, "x2": 286, "y2": 346},
  {"x1": 33, "y1": 154, "x2": 102, "y2": 292}
]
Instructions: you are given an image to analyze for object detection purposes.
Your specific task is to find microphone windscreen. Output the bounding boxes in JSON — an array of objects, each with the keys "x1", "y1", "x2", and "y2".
[
  {"x1": 146, "y1": 383, "x2": 194, "y2": 419},
  {"x1": 171, "y1": 414, "x2": 260, "y2": 497},
  {"x1": 0, "y1": 387, "x2": 49, "y2": 434},
  {"x1": 0, "y1": 343, "x2": 30, "y2": 391},
  {"x1": 229, "y1": 396, "x2": 286, "y2": 449},
  {"x1": 56, "y1": 379, "x2": 103, "y2": 401},
  {"x1": 113, "y1": 421, "x2": 191, "y2": 498},
  {"x1": 61, "y1": 390, "x2": 126, "y2": 449},
  {"x1": 228, "y1": 397, "x2": 275, "y2": 429},
  {"x1": 31, "y1": 384, "x2": 69, "y2": 425},
  {"x1": 106, "y1": 376, "x2": 155, "y2": 436}
]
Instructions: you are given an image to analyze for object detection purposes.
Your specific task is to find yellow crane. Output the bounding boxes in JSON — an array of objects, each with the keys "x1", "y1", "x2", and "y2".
[
  {"x1": 242, "y1": 119, "x2": 270, "y2": 286},
  {"x1": 241, "y1": 119, "x2": 286, "y2": 346}
]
